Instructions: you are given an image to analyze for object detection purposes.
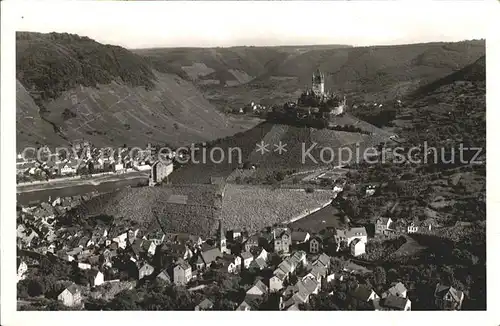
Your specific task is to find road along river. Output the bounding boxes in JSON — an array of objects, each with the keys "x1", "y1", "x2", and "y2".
[{"x1": 17, "y1": 172, "x2": 149, "y2": 206}]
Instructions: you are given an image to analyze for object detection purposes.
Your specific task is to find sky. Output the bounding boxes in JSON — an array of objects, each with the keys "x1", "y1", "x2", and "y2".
[{"x1": 10, "y1": 1, "x2": 488, "y2": 49}]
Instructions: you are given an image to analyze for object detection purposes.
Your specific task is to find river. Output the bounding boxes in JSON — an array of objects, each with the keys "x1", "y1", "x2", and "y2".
[{"x1": 17, "y1": 176, "x2": 148, "y2": 206}]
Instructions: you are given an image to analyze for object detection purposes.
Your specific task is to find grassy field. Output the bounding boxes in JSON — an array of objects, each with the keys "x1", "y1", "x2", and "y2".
[
  {"x1": 221, "y1": 184, "x2": 336, "y2": 233},
  {"x1": 288, "y1": 204, "x2": 344, "y2": 233}
]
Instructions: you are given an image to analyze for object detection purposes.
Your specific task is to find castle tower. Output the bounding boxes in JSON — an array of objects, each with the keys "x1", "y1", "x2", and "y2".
[{"x1": 312, "y1": 69, "x2": 325, "y2": 95}]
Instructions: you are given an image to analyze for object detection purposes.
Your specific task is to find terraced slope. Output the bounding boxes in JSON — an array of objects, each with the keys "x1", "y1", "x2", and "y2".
[
  {"x1": 16, "y1": 32, "x2": 260, "y2": 149},
  {"x1": 16, "y1": 80, "x2": 65, "y2": 148},
  {"x1": 170, "y1": 114, "x2": 392, "y2": 183},
  {"x1": 69, "y1": 183, "x2": 336, "y2": 236},
  {"x1": 221, "y1": 184, "x2": 335, "y2": 232},
  {"x1": 68, "y1": 184, "x2": 222, "y2": 237}
]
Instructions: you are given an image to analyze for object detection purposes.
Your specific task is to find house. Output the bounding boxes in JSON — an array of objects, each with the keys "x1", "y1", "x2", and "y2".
[
  {"x1": 251, "y1": 247, "x2": 268, "y2": 262},
  {"x1": 127, "y1": 228, "x2": 141, "y2": 242},
  {"x1": 278, "y1": 259, "x2": 294, "y2": 275},
  {"x1": 434, "y1": 284, "x2": 465, "y2": 310},
  {"x1": 227, "y1": 229, "x2": 242, "y2": 241},
  {"x1": 285, "y1": 303, "x2": 300, "y2": 311},
  {"x1": 407, "y1": 222, "x2": 419, "y2": 234},
  {"x1": 312, "y1": 253, "x2": 329, "y2": 269},
  {"x1": 249, "y1": 257, "x2": 267, "y2": 271},
  {"x1": 350, "y1": 238, "x2": 366, "y2": 257},
  {"x1": 165, "y1": 243, "x2": 193, "y2": 261},
  {"x1": 195, "y1": 298, "x2": 214, "y2": 311},
  {"x1": 350, "y1": 285, "x2": 380, "y2": 302},
  {"x1": 303, "y1": 266, "x2": 326, "y2": 283},
  {"x1": 335, "y1": 227, "x2": 368, "y2": 247},
  {"x1": 284, "y1": 290, "x2": 310, "y2": 307},
  {"x1": 59, "y1": 161, "x2": 77, "y2": 175},
  {"x1": 78, "y1": 262, "x2": 92, "y2": 270},
  {"x1": 295, "y1": 250, "x2": 308, "y2": 265},
  {"x1": 200, "y1": 247, "x2": 223, "y2": 269},
  {"x1": 149, "y1": 160, "x2": 173, "y2": 186},
  {"x1": 240, "y1": 251, "x2": 254, "y2": 269},
  {"x1": 141, "y1": 240, "x2": 157, "y2": 256},
  {"x1": 297, "y1": 277, "x2": 320, "y2": 296},
  {"x1": 145, "y1": 230, "x2": 166, "y2": 245},
  {"x1": 325, "y1": 273, "x2": 336, "y2": 284},
  {"x1": 195, "y1": 256, "x2": 206, "y2": 270},
  {"x1": 112, "y1": 232, "x2": 128, "y2": 249},
  {"x1": 91, "y1": 228, "x2": 108, "y2": 242},
  {"x1": 77, "y1": 236, "x2": 92, "y2": 248},
  {"x1": 89, "y1": 270, "x2": 104, "y2": 287},
  {"x1": 138, "y1": 263, "x2": 155, "y2": 280},
  {"x1": 236, "y1": 300, "x2": 252, "y2": 311},
  {"x1": 223, "y1": 254, "x2": 242, "y2": 271},
  {"x1": 173, "y1": 261, "x2": 192, "y2": 285},
  {"x1": 176, "y1": 233, "x2": 203, "y2": 247},
  {"x1": 382, "y1": 282, "x2": 407, "y2": 298},
  {"x1": 291, "y1": 231, "x2": 310, "y2": 244},
  {"x1": 156, "y1": 269, "x2": 172, "y2": 284},
  {"x1": 101, "y1": 249, "x2": 117, "y2": 266},
  {"x1": 375, "y1": 217, "x2": 393, "y2": 235},
  {"x1": 114, "y1": 161, "x2": 124, "y2": 172},
  {"x1": 376, "y1": 295, "x2": 411, "y2": 311},
  {"x1": 309, "y1": 235, "x2": 323, "y2": 254},
  {"x1": 219, "y1": 259, "x2": 238, "y2": 274},
  {"x1": 273, "y1": 228, "x2": 291, "y2": 254},
  {"x1": 244, "y1": 235, "x2": 259, "y2": 252},
  {"x1": 246, "y1": 279, "x2": 268, "y2": 298},
  {"x1": 270, "y1": 269, "x2": 287, "y2": 292},
  {"x1": 57, "y1": 284, "x2": 82, "y2": 307},
  {"x1": 17, "y1": 259, "x2": 28, "y2": 282}
]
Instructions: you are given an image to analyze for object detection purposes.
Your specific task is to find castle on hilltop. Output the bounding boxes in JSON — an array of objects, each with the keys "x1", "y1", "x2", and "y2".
[{"x1": 295, "y1": 69, "x2": 346, "y2": 116}]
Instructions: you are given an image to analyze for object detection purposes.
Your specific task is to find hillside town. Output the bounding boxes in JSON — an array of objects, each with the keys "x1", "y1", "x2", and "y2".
[
  {"x1": 11, "y1": 12, "x2": 486, "y2": 315},
  {"x1": 16, "y1": 172, "x2": 465, "y2": 311}
]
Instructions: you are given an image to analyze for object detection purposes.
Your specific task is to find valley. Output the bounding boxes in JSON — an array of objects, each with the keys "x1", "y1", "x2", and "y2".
[{"x1": 15, "y1": 31, "x2": 486, "y2": 312}]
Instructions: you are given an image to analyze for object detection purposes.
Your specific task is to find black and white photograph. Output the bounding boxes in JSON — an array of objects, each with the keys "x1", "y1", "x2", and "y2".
[{"x1": 0, "y1": 0, "x2": 498, "y2": 323}]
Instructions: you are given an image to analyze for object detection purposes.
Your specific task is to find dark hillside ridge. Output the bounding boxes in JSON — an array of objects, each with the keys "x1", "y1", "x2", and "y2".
[
  {"x1": 410, "y1": 55, "x2": 486, "y2": 98},
  {"x1": 16, "y1": 31, "x2": 156, "y2": 102},
  {"x1": 16, "y1": 32, "x2": 256, "y2": 149}
]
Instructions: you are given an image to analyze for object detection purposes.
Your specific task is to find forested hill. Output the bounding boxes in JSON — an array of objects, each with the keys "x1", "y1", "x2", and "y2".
[
  {"x1": 16, "y1": 32, "x2": 250, "y2": 149},
  {"x1": 16, "y1": 32, "x2": 156, "y2": 102}
]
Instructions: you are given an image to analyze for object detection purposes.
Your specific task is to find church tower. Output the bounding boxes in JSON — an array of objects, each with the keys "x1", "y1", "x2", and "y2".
[
  {"x1": 218, "y1": 219, "x2": 228, "y2": 254},
  {"x1": 312, "y1": 69, "x2": 325, "y2": 95}
]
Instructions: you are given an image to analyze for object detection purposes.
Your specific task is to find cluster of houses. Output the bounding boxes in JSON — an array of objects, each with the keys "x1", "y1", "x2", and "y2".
[
  {"x1": 230, "y1": 101, "x2": 268, "y2": 115},
  {"x1": 16, "y1": 142, "x2": 174, "y2": 183},
  {"x1": 374, "y1": 217, "x2": 437, "y2": 236},
  {"x1": 17, "y1": 193, "x2": 458, "y2": 311}
]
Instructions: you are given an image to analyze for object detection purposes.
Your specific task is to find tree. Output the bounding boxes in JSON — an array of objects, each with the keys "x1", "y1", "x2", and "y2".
[
  {"x1": 27, "y1": 279, "x2": 44, "y2": 297},
  {"x1": 107, "y1": 290, "x2": 140, "y2": 310}
]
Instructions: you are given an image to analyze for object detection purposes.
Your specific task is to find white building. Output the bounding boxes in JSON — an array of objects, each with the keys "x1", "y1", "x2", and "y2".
[
  {"x1": 149, "y1": 160, "x2": 174, "y2": 186},
  {"x1": 350, "y1": 238, "x2": 366, "y2": 257}
]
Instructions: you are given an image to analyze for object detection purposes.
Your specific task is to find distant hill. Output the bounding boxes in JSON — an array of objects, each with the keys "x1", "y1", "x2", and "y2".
[
  {"x1": 16, "y1": 32, "x2": 260, "y2": 149},
  {"x1": 410, "y1": 55, "x2": 486, "y2": 98},
  {"x1": 395, "y1": 54, "x2": 485, "y2": 150},
  {"x1": 188, "y1": 40, "x2": 485, "y2": 109},
  {"x1": 134, "y1": 44, "x2": 351, "y2": 87}
]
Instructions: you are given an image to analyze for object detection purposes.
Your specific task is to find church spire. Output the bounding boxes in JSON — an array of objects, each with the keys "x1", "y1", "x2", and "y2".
[{"x1": 218, "y1": 219, "x2": 228, "y2": 254}]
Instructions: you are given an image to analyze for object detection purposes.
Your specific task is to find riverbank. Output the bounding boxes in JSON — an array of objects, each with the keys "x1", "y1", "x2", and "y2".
[
  {"x1": 17, "y1": 174, "x2": 149, "y2": 206},
  {"x1": 17, "y1": 171, "x2": 149, "y2": 194}
]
